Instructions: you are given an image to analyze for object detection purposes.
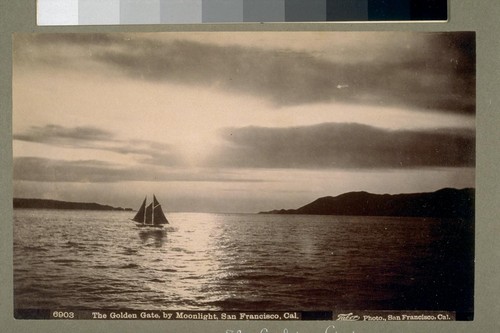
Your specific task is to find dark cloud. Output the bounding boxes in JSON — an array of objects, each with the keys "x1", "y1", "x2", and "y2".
[
  {"x1": 14, "y1": 32, "x2": 475, "y2": 114},
  {"x1": 14, "y1": 125, "x2": 183, "y2": 167},
  {"x1": 13, "y1": 157, "x2": 265, "y2": 183},
  {"x1": 13, "y1": 124, "x2": 114, "y2": 145},
  {"x1": 13, "y1": 157, "x2": 133, "y2": 183},
  {"x1": 207, "y1": 123, "x2": 475, "y2": 169}
]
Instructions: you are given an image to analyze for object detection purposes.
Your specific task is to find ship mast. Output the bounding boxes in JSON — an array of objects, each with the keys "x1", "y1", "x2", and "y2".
[
  {"x1": 143, "y1": 195, "x2": 147, "y2": 225},
  {"x1": 152, "y1": 194, "x2": 155, "y2": 225}
]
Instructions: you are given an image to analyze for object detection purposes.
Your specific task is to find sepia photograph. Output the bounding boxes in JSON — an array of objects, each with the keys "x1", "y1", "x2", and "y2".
[{"x1": 12, "y1": 31, "x2": 475, "y2": 320}]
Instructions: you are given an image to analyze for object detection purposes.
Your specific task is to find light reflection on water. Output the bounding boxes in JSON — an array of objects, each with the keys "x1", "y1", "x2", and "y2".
[{"x1": 14, "y1": 210, "x2": 473, "y2": 313}]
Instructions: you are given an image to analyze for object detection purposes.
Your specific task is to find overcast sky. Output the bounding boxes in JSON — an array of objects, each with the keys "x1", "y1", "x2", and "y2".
[{"x1": 13, "y1": 32, "x2": 475, "y2": 213}]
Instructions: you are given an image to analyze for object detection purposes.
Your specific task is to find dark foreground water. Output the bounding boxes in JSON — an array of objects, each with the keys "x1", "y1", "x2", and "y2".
[{"x1": 14, "y1": 210, "x2": 473, "y2": 316}]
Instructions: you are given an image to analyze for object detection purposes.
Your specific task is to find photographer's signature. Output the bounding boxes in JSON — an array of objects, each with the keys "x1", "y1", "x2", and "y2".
[{"x1": 336, "y1": 313, "x2": 360, "y2": 321}]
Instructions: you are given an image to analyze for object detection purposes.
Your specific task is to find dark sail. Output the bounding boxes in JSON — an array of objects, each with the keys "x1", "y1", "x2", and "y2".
[
  {"x1": 144, "y1": 203, "x2": 153, "y2": 224},
  {"x1": 153, "y1": 195, "x2": 169, "y2": 225},
  {"x1": 132, "y1": 197, "x2": 147, "y2": 223}
]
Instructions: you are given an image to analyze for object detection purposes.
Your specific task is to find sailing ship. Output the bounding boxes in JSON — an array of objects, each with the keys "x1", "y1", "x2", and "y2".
[{"x1": 131, "y1": 195, "x2": 169, "y2": 228}]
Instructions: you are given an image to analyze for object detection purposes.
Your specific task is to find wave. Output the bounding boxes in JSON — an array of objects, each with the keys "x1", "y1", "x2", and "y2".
[
  {"x1": 149, "y1": 278, "x2": 165, "y2": 283},
  {"x1": 63, "y1": 241, "x2": 82, "y2": 248},
  {"x1": 21, "y1": 245, "x2": 49, "y2": 252},
  {"x1": 160, "y1": 268, "x2": 177, "y2": 272},
  {"x1": 121, "y1": 248, "x2": 139, "y2": 255},
  {"x1": 52, "y1": 258, "x2": 83, "y2": 264}
]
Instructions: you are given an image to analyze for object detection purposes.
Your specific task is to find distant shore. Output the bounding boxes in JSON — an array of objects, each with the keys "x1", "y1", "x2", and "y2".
[
  {"x1": 13, "y1": 198, "x2": 133, "y2": 211},
  {"x1": 259, "y1": 188, "x2": 474, "y2": 219}
]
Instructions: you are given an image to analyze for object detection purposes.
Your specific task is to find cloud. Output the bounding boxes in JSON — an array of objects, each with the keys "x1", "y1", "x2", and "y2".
[
  {"x1": 14, "y1": 32, "x2": 475, "y2": 114},
  {"x1": 103, "y1": 139, "x2": 183, "y2": 167},
  {"x1": 13, "y1": 157, "x2": 266, "y2": 183},
  {"x1": 13, "y1": 157, "x2": 131, "y2": 183},
  {"x1": 13, "y1": 124, "x2": 114, "y2": 145},
  {"x1": 14, "y1": 124, "x2": 183, "y2": 167},
  {"x1": 207, "y1": 123, "x2": 475, "y2": 169}
]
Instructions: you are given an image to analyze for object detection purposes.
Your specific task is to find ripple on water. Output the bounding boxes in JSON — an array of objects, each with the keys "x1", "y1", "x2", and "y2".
[{"x1": 13, "y1": 210, "x2": 473, "y2": 313}]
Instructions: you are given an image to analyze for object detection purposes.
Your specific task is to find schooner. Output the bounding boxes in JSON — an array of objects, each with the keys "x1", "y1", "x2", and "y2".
[{"x1": 131, "y1": 195, "x2": 169, "y2": 228}]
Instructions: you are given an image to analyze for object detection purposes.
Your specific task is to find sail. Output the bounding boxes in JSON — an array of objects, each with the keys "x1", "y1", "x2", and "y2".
[
  {"x1": 132, "y1": 195, "x2": 169, "y2": 226},
  {"x1": 144, "y1": 203, "x2": 153, "y2": 224},
  {"x1": 132, "y1": 197, "x2": 147, "y2": 223},
  {"x1": 153, "y1": 195, "x2": 169, "y2": 225}
]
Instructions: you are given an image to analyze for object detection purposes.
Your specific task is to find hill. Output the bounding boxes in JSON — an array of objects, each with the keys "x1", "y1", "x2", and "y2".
[
  {"x1": 260, "y1": 188, "x2": 474, "y2": 219},
  {"x1": 13, "y1": 198, "x2": 133, "y2": 211}
]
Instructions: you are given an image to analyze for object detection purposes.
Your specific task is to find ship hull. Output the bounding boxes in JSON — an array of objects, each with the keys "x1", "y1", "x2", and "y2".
[{"x1": 134, "y1": 223, "x2": 164, "y2": 228}]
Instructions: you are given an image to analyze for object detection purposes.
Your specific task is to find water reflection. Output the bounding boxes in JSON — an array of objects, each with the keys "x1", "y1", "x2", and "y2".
[
  {"x1": 13, "y1": 210, "x2": 474, "y2": 313},
  {"x1": 138, "y1": 229, "x2": 166, "y2": 247}
]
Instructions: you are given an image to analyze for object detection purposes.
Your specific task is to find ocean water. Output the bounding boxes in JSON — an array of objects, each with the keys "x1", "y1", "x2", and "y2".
[{"x1": 13, "y1": 210, "x2": 473, "y2": 314}]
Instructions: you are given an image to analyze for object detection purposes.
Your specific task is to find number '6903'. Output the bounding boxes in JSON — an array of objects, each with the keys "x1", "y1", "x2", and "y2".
[{"x1": 52, "y1": 311, "x2": 75, "y2": 319}]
